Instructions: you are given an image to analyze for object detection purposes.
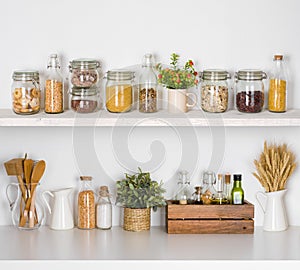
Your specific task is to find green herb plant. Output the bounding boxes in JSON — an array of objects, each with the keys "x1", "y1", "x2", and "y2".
[
  {"x1": 116, "y1": 167, "x2": 166, "y2": 210},
  {"x1": 156, "y1": 53, "x2": 199, "y2": 89}
]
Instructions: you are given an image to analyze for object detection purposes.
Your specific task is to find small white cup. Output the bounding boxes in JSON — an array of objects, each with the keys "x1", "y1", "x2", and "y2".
[{"x1": 168, "y1": 89, "x2": 197, "y2": 113}]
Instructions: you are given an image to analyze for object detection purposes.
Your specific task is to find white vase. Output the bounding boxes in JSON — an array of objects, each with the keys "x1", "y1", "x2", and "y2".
[{"x1": 167, "y1": 88, "x2": 196, "y2": 113}]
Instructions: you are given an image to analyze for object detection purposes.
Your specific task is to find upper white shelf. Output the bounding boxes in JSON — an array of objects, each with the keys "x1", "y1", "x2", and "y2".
[{"x1": 0, "y1": 108, "x2": 300, "y2": 127}]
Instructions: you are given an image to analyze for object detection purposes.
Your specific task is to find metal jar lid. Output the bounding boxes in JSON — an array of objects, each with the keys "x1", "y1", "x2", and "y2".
[
  {"x1": 236, "y1": 69, "x2": 267, "y2": 81},
  {"x1": 106, "y1": 70, "x2": 135, "y2": 81},
  {"x1": 69, "y1": 58, "x2": 101, "y2": 70},
  {"x1": 201, "y1": 69, "x2": 231, "y2": 81},
  {"x1": 12, "y1": 70, "x2": 40, "y2": 81},
  {"x1": 70, "y1": 87, "x2": 99, "y2": 96}
]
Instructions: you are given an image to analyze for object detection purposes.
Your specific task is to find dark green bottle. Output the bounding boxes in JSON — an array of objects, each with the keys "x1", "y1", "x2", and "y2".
[{"x1": 231, "y1": 174, "x2": 244, "y2": 204}]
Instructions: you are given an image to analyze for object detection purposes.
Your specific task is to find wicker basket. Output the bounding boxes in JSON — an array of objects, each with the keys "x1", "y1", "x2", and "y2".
[{"x1": 123, "y1": 207, "x2": 151, "y2": 232}]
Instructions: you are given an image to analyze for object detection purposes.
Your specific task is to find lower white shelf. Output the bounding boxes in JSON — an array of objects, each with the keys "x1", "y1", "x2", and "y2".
[{"x1": 1, "y1": 225, "x2": 300, "y2": 260}]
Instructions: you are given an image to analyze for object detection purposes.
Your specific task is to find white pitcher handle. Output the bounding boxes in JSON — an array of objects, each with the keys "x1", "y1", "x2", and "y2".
[
  {"x1": 6, "y1": 183, "x2": 19, "y2": 211},
  {"x1": 186, "y1": 93, "x2": 197, "y2": 108},
  {"x1": 256, "y1": 191, "x2": 267, "y2": 213},
  {"x1": 42, "y1": 190, "x2": 53, "y2": 214}
]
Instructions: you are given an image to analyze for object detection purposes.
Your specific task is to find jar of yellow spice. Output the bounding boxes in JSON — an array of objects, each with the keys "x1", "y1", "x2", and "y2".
[{"x1": 105, "y1": 70, "x2": 134, "y2": 113}]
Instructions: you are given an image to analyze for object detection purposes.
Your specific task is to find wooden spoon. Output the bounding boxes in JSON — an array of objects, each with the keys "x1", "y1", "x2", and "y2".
[
  {"x1": 19, "y1": 160, "x2": 46, "y2": 228},
  {"x1": 24, "y1": 159, "x2": 34, "y2": 191}
]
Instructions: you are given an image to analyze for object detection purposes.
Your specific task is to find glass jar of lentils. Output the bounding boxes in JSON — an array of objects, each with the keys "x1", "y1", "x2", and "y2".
[
  {"x1": 235, "y1": 69, "x2": 267, "y2": 113},
  {"x1": 200, "y1": 69, "x2": 230, "y2": 113}
]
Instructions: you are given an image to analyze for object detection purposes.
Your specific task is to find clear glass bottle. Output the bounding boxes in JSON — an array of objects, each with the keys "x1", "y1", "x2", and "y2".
[
  {"x1": 213, "y1": 174, "x2": 228, "y2": 204},
  {"x1": 139, "y1": 53, "x2": 158, "y2": 113},
  {"x1": 174, "y1": 170, "x2": 192, "y2": 205},
  {"x1": 200, "y1": 69, "x2": 230, "y2": 113},
  {"x1": 235, "y1": 69, "x2": 267, "y2": 113},
  {"x1": 231, "y1": 174, "x2": 244, "y2": 205},
  {"x1": 45, "y1": 54, "x2": 64, "y2": 114},
  {"x1": 224, "y1": 173, "x2": 231, "y2": 202},
  {"x1": 192, "y1": 186, "x2": 202, "y2": 204},
  {"x1": 96, "y1": 186, "x2": 112, "y2": 230},
  {"x1": 11, "y1": 70, "x2": 41, "y2": 115},
  {"x1": 105, "y1": 70, "x2": 134, "y2": 113},
  {"x1": 268, "y1": 54, "x2": 287, "y2": 113},
  {"x1": 201, "y1": 171, "x2": 217, "y2": 205},
  {"x1": 70, "y1": 87, "x2": 100, "y2": 113},
  {"x1": 77, "y1": 176, "x2": 95, "y2": 229}
]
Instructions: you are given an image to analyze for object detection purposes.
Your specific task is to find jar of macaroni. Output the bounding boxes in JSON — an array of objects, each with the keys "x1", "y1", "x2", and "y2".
[
  {"x1": 11, "y1": 70, "x2": 41, "y2": 115},
  {"x1": 105, "y1": 70, "x2": 134, "y2": 113}
]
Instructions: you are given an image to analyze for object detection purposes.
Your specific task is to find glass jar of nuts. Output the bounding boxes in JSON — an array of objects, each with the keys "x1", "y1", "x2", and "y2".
[
  {"x1": 77, "y1": 176, "x2": 96, "y2": 229},
  {"x1": 235, "y1": 69, "x2": 267, "y2": 113},
  {"x1": 105, "y1": 70, "x2": 134, "y2": 113},
  {"x1": 200, "y1": 69, "x2": 230, "y2": 113},
  {"x1": 11, "y1": 70, "x2": 41, "y2": 115}
]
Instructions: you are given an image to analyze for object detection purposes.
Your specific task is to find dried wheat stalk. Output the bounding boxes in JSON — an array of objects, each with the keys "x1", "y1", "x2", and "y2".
[{"x1": 252, "y1": 141, "x2": 297, "y2": 192}]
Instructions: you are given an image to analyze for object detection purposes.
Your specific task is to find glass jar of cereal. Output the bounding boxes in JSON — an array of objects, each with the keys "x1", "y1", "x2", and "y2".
[{"x1": 11, "y1": 70, "x2": 41, "y2": 115}]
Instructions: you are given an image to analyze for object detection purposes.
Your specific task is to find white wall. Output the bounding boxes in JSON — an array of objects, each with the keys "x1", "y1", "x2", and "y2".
[{"x1": 0, "y1": 0, "x2": 300, "y2": 226}]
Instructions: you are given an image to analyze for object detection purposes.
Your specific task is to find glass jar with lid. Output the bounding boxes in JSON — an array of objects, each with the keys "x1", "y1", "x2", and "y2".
[
  {"x1": 70, "y1": 87, "x2": 100, "y2": 113},
  {"x1": 200, "y1": 69, "x2": 230, "y2": 113},
  {"x1": 201, "y1": 170, "x2": 217, "y2": 205},
  {"x1": 69, "y1": 58, "x2": 101, "y2": 88},
  {"x1": 11, "y1": 70, "x2": 41, "y2": 115},
  {"x1": 105, "y1": 70, "x2": 134, "y2": 113},
  {"x1": 235, "y1": 69, "x2": 267, "y2": 113}
]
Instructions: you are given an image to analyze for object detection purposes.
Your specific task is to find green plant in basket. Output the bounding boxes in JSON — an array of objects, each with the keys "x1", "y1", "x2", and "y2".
[
  {"x1": 116, "y1": 167, "x2": 166, "y2": 210},
  {"x1": 156, "y1": 53, "x2": 199, "y2": 89}
]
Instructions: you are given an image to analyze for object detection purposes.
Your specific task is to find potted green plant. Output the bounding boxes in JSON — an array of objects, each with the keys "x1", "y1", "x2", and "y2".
[
  {"x1": 156, "y1": 53, "x2": 199, "y2": 113},
  {"x1": 116, "y1": 167, "x2": 166, "y2": 232}
]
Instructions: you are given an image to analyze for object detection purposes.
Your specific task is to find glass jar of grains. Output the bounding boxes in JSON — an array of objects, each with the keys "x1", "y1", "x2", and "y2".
[
  {"x1": 235, "y1": 69, "x2": 267, "y2": 113},
  {"x1": 77, "y1": 176, "x2": 96, "y2": 229},
  {"x1": 11, "y1": 70, "x2": 41, "y2": 115},
  {"x1": 70, "y1": 87, "x2": 100, "y2": 113},
  {"x1": 105, "y1": 70, "x2": 134, "y2": 113},
  {"x1": 200, "y1": 69, "x2": 230, "y2": 113}
]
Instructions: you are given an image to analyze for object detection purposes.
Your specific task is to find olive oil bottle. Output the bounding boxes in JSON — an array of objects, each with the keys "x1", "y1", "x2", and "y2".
[{"x1": 231, "y1": 174, "x2": 244, "y2": 205}]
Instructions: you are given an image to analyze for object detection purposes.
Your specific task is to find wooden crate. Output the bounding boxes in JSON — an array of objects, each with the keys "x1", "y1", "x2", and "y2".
[{"x1": 166, "y1": 200, "x2": 254, "y2": 234}]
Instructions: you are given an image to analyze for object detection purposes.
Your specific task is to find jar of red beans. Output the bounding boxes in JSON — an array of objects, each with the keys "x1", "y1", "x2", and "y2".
[
  {"x1": 235, "y1": 69, "x2": 267, "y2": 113},
  {"x1": 70, "y1": 87, "x2": 100, "y2": 113}
]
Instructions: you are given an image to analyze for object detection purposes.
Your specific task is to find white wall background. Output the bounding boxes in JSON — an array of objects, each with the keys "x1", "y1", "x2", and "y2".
[{"x1": 0, "y1": 0, "x2": 300, "y2": 227}]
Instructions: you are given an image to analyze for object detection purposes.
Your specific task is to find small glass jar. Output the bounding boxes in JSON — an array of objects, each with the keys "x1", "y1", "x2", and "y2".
[
  {"x1": 235, "y1": 69, "x2": 267, "y2": 113},
  {"x1": 201, "y1": 171, "x2": 217, "y2": 205},
  {"x1": 70, "y1": 87, "x2": 100, "y2": 113},
  {"x1": 11, "y1": 70, "x2": 41, "y2": 115},
  {"x1": 77, "y1": 176, "x2": 95, "y2": 229},
  {"x1": 69, "y1": 59, "x2": 101, "y2": 88},
  {"x1": 200, "y1": 69, "x2": 230, "y2": 113},
  {"x1": 96, "y1": 186, "x2": 112, "y2": 230},
  {"x1": 105, "y1": 70, "x2": 134, "y2": 113}
]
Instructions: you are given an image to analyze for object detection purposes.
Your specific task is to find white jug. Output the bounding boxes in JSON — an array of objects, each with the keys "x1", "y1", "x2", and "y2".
[
  {"x1": 42, "y1": 187, "x2": 74, "y2": 230},
  {"x1": 256, "y1": 189, "x2": 288, "y2": 231}
]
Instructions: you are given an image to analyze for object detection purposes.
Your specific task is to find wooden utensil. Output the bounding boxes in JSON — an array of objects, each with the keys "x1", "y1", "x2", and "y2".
[
  {"x1": 24, "y1": 159, "x2": 34, "y2": 191},
  {"x1": 19, "y1": 160, "x2": 46, "y2": 228}
]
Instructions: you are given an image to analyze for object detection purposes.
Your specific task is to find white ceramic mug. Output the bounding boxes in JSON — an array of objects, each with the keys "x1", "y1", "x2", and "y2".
[{"x1": 168, "y1": 89, "x2": 197, "y2": 113}]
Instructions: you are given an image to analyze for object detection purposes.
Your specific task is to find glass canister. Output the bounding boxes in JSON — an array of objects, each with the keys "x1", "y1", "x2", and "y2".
[
  {"x1": 77, "y1": 176, "x2": 96, "y2": 229},
  {"x1": 70, "y1": 87, "x2": 100, "y2": 113},
  {"x1": 69, "y1": 58, "x2": 101, "y2": 88},
  {"x1": 200, "y1": 69, "x2": 230, "y2": 113},
  {"x1": 105, "y1": 70, "x2": 134, "y2": 113},
  {"x1": 235, "y1": 69, "x2": 267, "y2": 113},
  {"x1": 11, "y1": 70, "x2": 41, "y2": 115}
]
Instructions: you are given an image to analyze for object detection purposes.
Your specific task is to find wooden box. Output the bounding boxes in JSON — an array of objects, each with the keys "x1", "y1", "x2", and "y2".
[{"x1": 166, "y1": 200, "x2": 254, "y2": 234}]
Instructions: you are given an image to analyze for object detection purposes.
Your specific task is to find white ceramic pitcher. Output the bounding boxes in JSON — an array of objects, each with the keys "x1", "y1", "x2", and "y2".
[
  {"x1": 42, "y1": 187, "x2": 74, "y2": 230},
  {"x1": 256, "y1": 189, "x2": 288, "y2": 231}
]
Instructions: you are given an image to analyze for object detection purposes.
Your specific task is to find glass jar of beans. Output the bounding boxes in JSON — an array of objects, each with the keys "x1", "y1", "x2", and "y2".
[
  {"x1": 235, "y1": 69, "x2": 267, "y2": 113},
  {"x1": 11, "y1": 70, "x2": 41, "y2": 115},
  {"x1": 70, "y1": 87, "x2": 100, "y2": 113},
  {"x1": 200, "y1": 69, "x2": 231, "y2": 113}
]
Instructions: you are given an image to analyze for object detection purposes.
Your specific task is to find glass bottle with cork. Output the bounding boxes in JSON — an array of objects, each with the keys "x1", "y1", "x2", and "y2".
[
  {"x1": 138, "y1": 53, "x2": 158, "y2": 113},
  {"x1": 96, "y1": 186, "x2": 112, "y2": 230},
  {"x1": 45, "y1": 54, "x2": 64, "y2": 114},
  {"x1": 213, "y1": 174, "x2": 227, "y2": 204},
  {"x1": 268, "y1": 54, "x2": 288, "y2": 113},
  {"x1": 231, "y1": 174, "x2": 244, "y2": 205},
  {"x1": 224, "y1": 173, "x2": 232, "y2": 202},
  {"x1": 77, "y1": 176, "x2": 96, "y2": 229}
]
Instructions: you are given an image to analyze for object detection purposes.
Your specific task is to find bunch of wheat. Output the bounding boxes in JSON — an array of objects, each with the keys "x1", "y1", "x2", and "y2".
[{"x1": 253, "y1": 141, "x2": 297, "y2": 192}]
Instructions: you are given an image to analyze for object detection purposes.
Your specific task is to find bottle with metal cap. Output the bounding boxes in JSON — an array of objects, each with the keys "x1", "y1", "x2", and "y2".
[
  {"x1": 11, "y1": 70, "x2": 41, "y2": 114},
  {"x1": 235, "y1": 69, "x2": 267, "y2": 113},
  {"x1": 268, "y1": 54, "x2": 288, "y2": 113},
  {"x1": 200, "y1": 69, "x2": 231, "y2": 113},
  {"x1": 105, "y1": 70, "x2": 134, "y2": 113},
  {"x1": 231, "y1": 174, "x2": 244, "y2": 205},
  {"x1": 45, "y1": 54, "x2": 64, "y2": 114}
]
